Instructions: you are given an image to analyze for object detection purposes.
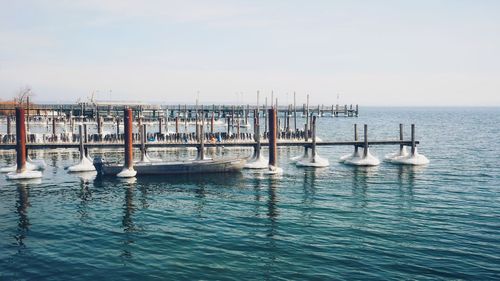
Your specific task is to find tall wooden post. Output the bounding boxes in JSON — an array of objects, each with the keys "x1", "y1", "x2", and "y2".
[
  {"x1": 363, "y1": 124, "x2": 368, "y2": 157},
  {"x1": 210, "y1": 112, "x2": 215, "y2": 133},
  {"x1": 26, "y1": 96, "x2": 30, "y2": 132},
  {"x1": 411, "y1": 124, "x2": 416, "y2": 156},
  {"x1": 141, "y1": 124, "x2": 147, "y2": 162},
  {"x1": 175, "y1": 116, "x2": 179, "y2": 134},
  {"x1": 293, "y1": 92, "x2": 297, "y2": 131},
  {"x1": 268, "y1": 108, "x2": 277, "y2": 167},
  {"x1": 158, "y1": 117, "x2": 163, "y2": 135},
  {"x1": 116, "y1": 118, "x2": 120, "y2": 136},
  {"x1": 354, "y1": 124, "x2": 358, "y2": 154},
  {"x1": 15, "y1": 107, "x2": 27, "y2": 173},
  {"x1": 399, "y1": 123, "x2": 404, "y2": 151},
  {"x1": 311, "y1": 116, "x2": 317, "y2": 160},
  {"x1": 7, "y1": 115, "x2": 11, "y2": 138},
  {"x1": 79, "y1": 124, "x2": 84, "y2": 160},
  {"x1": 124, "y1": 108, "x2": 134, "y2": 170}
]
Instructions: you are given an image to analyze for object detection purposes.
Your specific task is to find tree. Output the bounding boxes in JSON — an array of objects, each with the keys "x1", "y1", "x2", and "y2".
[{"x1": 13, "y1": 86, "x2": 34, "y2": 104}]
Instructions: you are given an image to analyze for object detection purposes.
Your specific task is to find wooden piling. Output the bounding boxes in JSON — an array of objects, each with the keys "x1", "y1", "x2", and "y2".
[
  {"x1": 354, "y1": 124, "x2": 359, "y2": 154},
  {"x1": 211, "y1": 112, "x2": 214, "y2": 133},
  {"x1": 293, "y1": 92, "x2": 297, "y2": 131},
  {"x1": 159, "y1": 117, "x2": 163, "y2": 135},
  {"x1": 199, "y1": 122, "x2": 205, "y2": 160},
  {"x1": 363, "y1": 124, "x2": 368, "y2": 157},
  {"x1": 79, "y1": 124, "x2": 84, "y2": 160},
  {"x1": 124, "y1": 108, "x2": 133, "y2": 169},
  {"x1": 141, "y1": 124, "x2": 146, "y2": 162},
  {"x1": 175, "y1": 116, "x2": 179, "y2": 134},
  {"x1": 52, "y1": 113, "x2": 56, "y2": 137},
  {"x1": 7, "y1": 115, "x2": 11, "y2": 137},
  {"x1": 311, "y1": 116, "x2": 317, "y2": 159},
  {"x1": 15, "y1": 107, "x2": 27, "y2": 173},
  {"x1": 411, "y1": 124, "x2": 416, "y2": 156},
  {"x1": 268, "y1": 108, "x2": 277, "y2": 167},
  {"x1": 399, "y1": 123, "x2": 404, "y2": 151},
  {"x1": 116, "y1": 118, "x2": 120, "y2": 136}
]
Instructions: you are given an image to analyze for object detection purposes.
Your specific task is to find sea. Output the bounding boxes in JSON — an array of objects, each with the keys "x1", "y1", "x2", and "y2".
[{"x1": 0, "y1": 107, "x2": 499, "y2": 280}]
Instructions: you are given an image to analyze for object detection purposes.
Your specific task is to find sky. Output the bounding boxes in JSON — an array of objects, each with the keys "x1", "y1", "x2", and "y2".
[{"x1": 0, "y1": 0, "x2": 499, "y2": 106}]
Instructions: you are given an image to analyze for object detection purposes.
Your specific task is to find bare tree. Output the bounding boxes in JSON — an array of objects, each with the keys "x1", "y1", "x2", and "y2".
[{"x1": 13, "y1": 85, "x2": 34, "y2": 105}]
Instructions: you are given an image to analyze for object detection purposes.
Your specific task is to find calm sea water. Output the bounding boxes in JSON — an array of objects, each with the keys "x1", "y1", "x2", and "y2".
[{"x1": 1, "y1": 107, "x2": 499, "y2": 280}]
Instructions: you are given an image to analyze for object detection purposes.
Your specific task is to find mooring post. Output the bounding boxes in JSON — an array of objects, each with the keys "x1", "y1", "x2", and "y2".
[
  {"x1": 254, "y1": 112, "x2": 261, "y2": 159},
  {"x1": 411, "y1": 124, "x2": 416, "y2": 156},
  {"x1": 124, "y1": 108, "x2": 134, "y2": 170},
  {"x1": 15, "y1": 107, "x2": 27, "y2": 173},
  {"x1": 158, "y1": 117, "x2": 163, "y2": 135},
  {"x1": 363, "y1": 124, "x2": 368, "y2": 157},
  {"x1": 311, "y1": 116, "x2": 317, "y2": 160},
  {"x1": 354, "y1": 124, "x2": 359, "y2": 154},
  {"x1": 141, "y1": 124, "x2": 146, "y2": 162},
  {"x1": 52, "y1": 112, "x2": 56, "y2": 138},
  {"x1": 175, "y1": 116, "x2": 179, "y2": 134},
  {"x1": 97, "y1": 111, "x2": 102, "y2": 136},
  {"x1": 293, "y1": 92, "x2": 297, "y2": 131},
  {"x1": 79, "y1": 124, "x2": 84, "y2": 160},
  {"x1": 356, "y1": 104, "x2": 359, "y2": 117},
  {"x1": 399, "y1": 123, "x2": 404, "y2": 151},
  {"x1": 116, "y1": 118, "x2": 120, "y2": 136},
  {"x1": 26, "y1": 96, "x2": 30, "y2": 133},
  {"x1": 268, "y1": 107, "x2": 277, "y2": 167},
  {"x1": 198, "y1": 123, "x2": 205, "y2": 160},
  {"x1": 211, "y1": 111, "x2": 214, "y2": 133},
  {"x1": 7, "y1": 115, "x2": 11, "y2": 141}
]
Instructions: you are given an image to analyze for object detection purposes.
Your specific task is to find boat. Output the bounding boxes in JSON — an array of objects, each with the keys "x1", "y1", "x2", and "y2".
[{"x1": 93, "y1": 157, "x2": 245, "y2": 176}]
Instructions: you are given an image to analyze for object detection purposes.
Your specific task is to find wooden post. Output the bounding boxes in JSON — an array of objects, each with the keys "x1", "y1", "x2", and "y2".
[
  {"x1": 15, "y1": 107, "x2": 27, "y2": 173},
  {"x1": 210, "y1": 112, "x2": 214, "y2": 133},
  {"x1": 175, "y1": 116, "x2": 179, "y2": 134},
  {"x1": 199, "y1": 122, "x2": 205, "y2": 160},
  {"x1": 141, "y1": 124, "x2": 146, "y2": 162},
  {"x1": 354, "y1": 124, "x2": 358, "y2": 154},
  {"x1": 268, "y1": 108, "x2": 277, "y2": 167},
  {"x1": 311, "y1": 116, "x2": 317, "y2": 160},
  {"x1": 363, "y1": 124, "x2": 368, "y2": 157},
  {"x1": 79, "y1": 124, "x2": 84, "y2": 160},
  {"x1": 116, "y1": 118, "x2": 120, "y2": 136},
  {"x1": 411, "y1": 124, "x2": 416, "y2": 156},
  {"x1": 7, "y1": 115, "x2": 11, "y2": 138},
  {"x1": 293, "y1": 92, "x2": 297, "y2": 131},
  {"x1": 52, "y1": 112, "x2": 56, "y2": 137},
  {"x1": 254, "y1": 111, "x2": 261, "y2": 159},
  {"x1": 158, "y1": 117, "x2": 163, "y2": 135},
  {"x1": 26, "y1": 96, "x2": 30, "y2": 132},
  {"x1": 399, "y1": 123, "x2": 404, "y2": 151},
  {"x1": 124, "y1": 108, "x2": 134, "y2": 170}
]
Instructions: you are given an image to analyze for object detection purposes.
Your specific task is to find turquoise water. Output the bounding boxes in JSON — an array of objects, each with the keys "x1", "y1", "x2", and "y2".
[{"x1": 1, "y1": 107, "x2": 499, "y2": 280}]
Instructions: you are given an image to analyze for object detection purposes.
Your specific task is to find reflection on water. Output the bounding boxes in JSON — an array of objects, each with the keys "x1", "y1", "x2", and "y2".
[
  {"x1": 396, "y1": 165, "x2": 426, "y2": 208},
  {"x1": 351, "y1": 167, "x2": 378, "y2": 209},
  {"x1": 264, "y1": 176, "x2": 279, "y2": 279},
  {"x1": 77, "y1": 173, "x2": 94, "y2": 224},
  {"x1": 15, "y1": 185, "x2": 30, "y2": 250},
  {"x1": 121, "y1": 182, "x2": 137, "y2": 260}
]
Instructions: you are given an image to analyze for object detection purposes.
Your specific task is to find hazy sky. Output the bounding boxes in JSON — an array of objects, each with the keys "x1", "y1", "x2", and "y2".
[{"x1": 0, "y1": 0, "x2": 499, "y2": 106}]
